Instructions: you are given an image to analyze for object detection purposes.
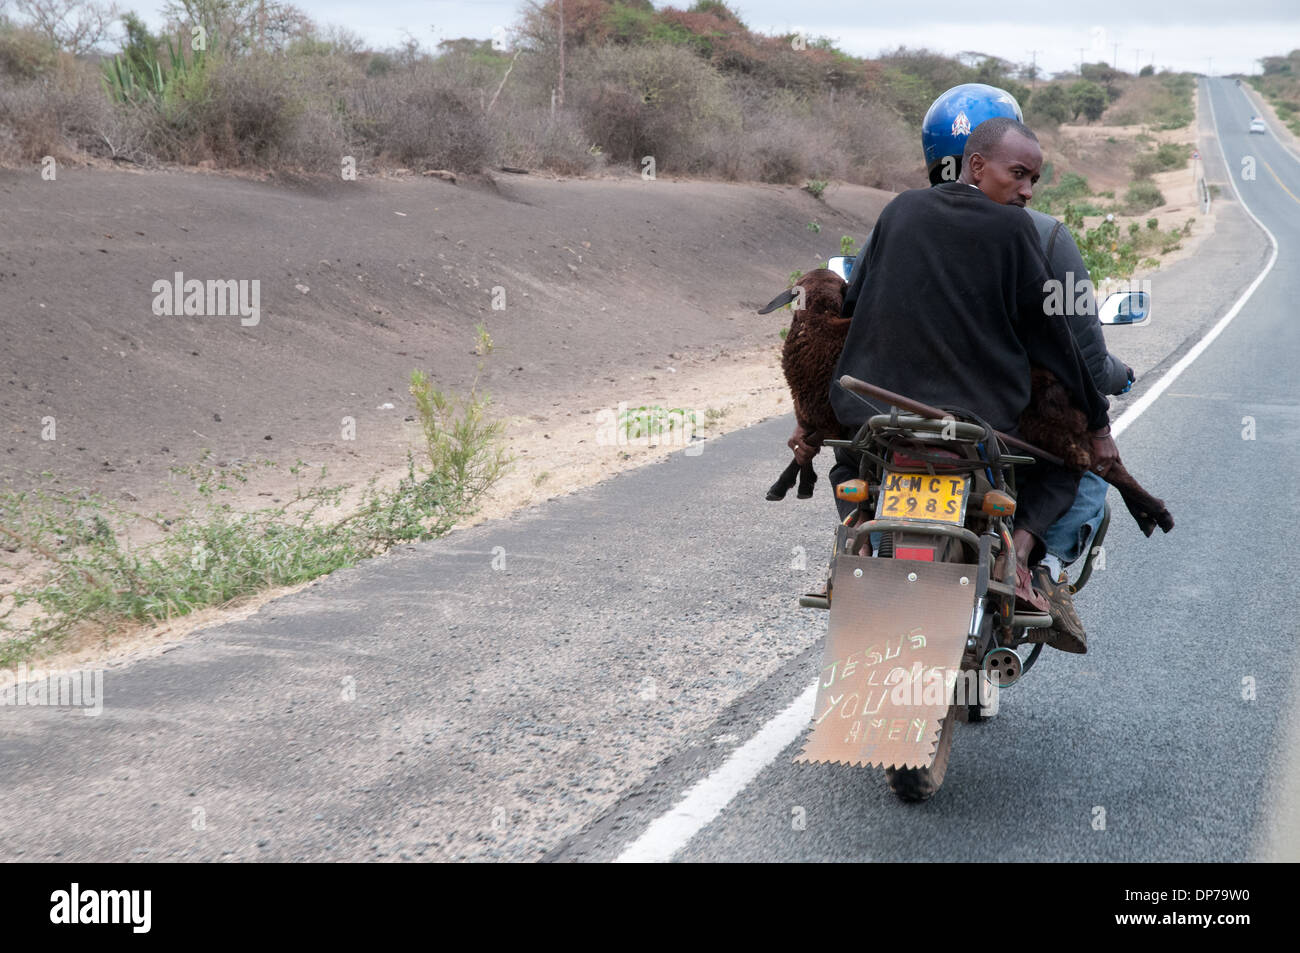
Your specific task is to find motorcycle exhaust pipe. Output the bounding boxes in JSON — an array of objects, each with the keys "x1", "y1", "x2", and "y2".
[{"x1": 982, "y1": 647, "x2": 1023, "y2": 687}]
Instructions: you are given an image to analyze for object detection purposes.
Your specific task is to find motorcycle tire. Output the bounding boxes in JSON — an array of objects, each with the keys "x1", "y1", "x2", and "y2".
[{"x1": 884, "y1": 703, "x2": 957, "y2": 803}]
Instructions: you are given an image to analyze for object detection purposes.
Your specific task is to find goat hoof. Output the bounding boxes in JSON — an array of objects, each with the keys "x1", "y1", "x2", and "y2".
[{"x1": 766, "y1": 488, "x2": 788, "y2": 501}]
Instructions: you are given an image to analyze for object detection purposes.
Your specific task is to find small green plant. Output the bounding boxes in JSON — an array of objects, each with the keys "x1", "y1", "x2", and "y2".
[
  {"x1": 804, "y1": 179, "x2": 828, "y2": 199},
  {"x1": 779, "y1": 327, "x2": 788, "y2": 339},
  {"x1": 1146, "y1": 217, "x2": 1159, "y2": 230},
  {"x1": 806, "y1": 221, "x2": 821, "y2": 233},
  {"x1": 788, "y1": 269, "x2": 803, "y2": 286},
  {"x1": 473, "y1": 323, "x2": 494, "y2": 355},
  {"x1": 616, "y1": 405, "x2": 698, "y2": 444},
  {"x1": 1129, "y1": 221, "x2": 1141, "y2": 237},
  {"x1": 840, "y1": 235, "x2": 857, "y2": 257}
]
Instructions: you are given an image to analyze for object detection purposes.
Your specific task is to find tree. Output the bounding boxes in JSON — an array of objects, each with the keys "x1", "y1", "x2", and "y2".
[
  {"x1": 120, "y1": 10, "x2": 158, "y2": 74},
  {"x1": 1027, "y1": 82, "x2": 1070, "y2": 124},
  {"x1": 1139, "y1": 64, "x2": 1154, "y2": 77},
  {"x1": 12, "y1": 0, "x2": 118, "y2": 53},
  {"x1": 161, "y1": 0, "x2": 314, "y2": 56},
  {"x1": 1068, "y1": 80, "x2": 1107, "y2": 121},
  {"x1": 1080, "y1": 61, "x2": 1122, "y2": 100}
]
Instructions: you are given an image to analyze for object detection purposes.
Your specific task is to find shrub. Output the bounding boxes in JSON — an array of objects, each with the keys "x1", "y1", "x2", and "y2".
[
  {"x1": 349, "y1": 66, "x2": 493, "y2": 171},
  {"x1": 1131, "y1": 152, "x2": 1161, "y2": 177},
  {"x1": 1124, "y1": 179, "x2": 1165, "y2": 213},
  {"x1": 493, "y1": 105, "x2": 604, "y2": 175},
  {"x1": 568, "y1": 43, "x2": 740, "y2": 171},
  {"x1": 0, "y1": 18, "x2": 58, "y2": 79}
]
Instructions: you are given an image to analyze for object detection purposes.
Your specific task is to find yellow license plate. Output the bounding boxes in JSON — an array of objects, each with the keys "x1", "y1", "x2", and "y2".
[{"x1": 876, "y1": 471, "x2": 969, "y2": 524}]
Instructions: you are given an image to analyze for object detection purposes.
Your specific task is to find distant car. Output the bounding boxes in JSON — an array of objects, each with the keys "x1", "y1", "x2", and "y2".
[{"x1": 1250, "y1": 118, "x2": 1267, "y2": 134}]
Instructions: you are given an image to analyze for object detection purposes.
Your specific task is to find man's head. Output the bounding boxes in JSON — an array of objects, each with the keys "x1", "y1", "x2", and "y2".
[
  {"x1": 922, "y1": 83, "x2": 1023, "y2": 184},
  {"x1": 958, "y1": 117, "x2": 1043, "y2": 207}
]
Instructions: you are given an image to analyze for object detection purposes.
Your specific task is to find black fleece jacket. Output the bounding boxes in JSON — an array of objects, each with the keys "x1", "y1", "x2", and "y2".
[{"x1": 830, "y1": 182, "x2": 1110, "y2": 434}]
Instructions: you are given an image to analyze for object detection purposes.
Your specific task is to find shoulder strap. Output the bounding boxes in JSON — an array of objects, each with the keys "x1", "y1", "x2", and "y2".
[{"x1": 1045, "y1": 221, "x2": 1064, "y2": 263}]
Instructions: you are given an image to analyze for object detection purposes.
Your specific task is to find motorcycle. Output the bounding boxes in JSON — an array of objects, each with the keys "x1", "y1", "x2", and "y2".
[{"x1": 794, "y1": 256, "x2": 1149, "y2": 802}]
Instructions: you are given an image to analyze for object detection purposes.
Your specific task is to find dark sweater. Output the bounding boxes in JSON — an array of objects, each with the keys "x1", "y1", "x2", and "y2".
[{"x1": 830, "y1": 182, "x2": 1109, "y2": 434}]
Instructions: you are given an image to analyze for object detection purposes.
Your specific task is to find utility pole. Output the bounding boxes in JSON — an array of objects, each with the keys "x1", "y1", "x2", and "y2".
[
  {"x1": 1027, "y1": 49, "x2": 1039, "y2": 88},
  {"x1": 1079, "y1": 47, "x2": 1085, "y2": 76}
]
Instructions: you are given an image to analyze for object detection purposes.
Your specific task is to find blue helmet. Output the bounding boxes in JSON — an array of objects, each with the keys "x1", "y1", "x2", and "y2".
[{"x1": 922, "y1": 83, "x2": 1023, "y2": 184}]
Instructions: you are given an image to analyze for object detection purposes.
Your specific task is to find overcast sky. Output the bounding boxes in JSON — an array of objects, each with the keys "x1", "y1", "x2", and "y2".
[{"x1": 137, "y1": 1, "x2": 1297, "y2": 76}]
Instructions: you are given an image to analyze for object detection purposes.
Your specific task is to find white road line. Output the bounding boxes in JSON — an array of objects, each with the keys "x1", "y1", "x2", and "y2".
[
  {"x1": 615, "y1": 79, "x2": 1282, "y2": 865},
  {"x1": 614, "y1": 681, "x2": 817, "y2": 863}
]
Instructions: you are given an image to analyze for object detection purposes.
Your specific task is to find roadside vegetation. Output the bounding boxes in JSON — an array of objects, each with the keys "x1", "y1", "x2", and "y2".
[
  {"x1": 0, "y1": 373, "x2": 510, "y2": 665},
  {"x1": 1249, "y1": 50, "x2": 1300, "y2": 137},
  {"x1": 0, "y1": 0, "x2": 1194, "y2": 190}
]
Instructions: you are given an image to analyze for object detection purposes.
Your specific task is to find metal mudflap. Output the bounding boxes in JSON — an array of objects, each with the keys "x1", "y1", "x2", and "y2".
[{"x1": 795, "y1": 555, "x2": 979, "y2": 769}]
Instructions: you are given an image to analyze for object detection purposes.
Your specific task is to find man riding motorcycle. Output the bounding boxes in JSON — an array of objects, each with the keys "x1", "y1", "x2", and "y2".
[{"x1": 804, "y1": 84, "x2": 1133, "y2": 652}]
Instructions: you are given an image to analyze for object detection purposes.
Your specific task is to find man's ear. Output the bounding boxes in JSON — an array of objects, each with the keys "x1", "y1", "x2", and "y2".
[{"x1": 966, "y1": 152, "x2": 984, "y2": 181}]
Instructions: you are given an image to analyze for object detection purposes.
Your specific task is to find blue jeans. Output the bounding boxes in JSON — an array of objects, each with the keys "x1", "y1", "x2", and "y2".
[{"x1": 1042, "y1": 471, "x2": 1109, "y2": 566}]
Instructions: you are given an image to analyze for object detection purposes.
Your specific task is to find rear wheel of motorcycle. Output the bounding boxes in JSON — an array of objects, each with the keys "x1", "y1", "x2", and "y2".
[{"x1": 885, "y1": 705, "x2": 957, "y2": 803}]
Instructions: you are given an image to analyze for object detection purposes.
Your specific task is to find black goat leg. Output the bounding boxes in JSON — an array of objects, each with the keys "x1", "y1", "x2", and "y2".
[
  {"x1": 1108, "y1": 460, "x2": 1174, "y2": 536},
  {"x1": 767, "y1": 458, "x2": 801, "y2": 501},
  {"x1": 796, "y1": 460, "x2": 818, "y2": 498}
]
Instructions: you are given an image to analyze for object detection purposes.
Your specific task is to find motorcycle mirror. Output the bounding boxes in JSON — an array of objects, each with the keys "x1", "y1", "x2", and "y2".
[
  {"x1": 827, "y1": 256, "x2": 854, "y2": 282},
  {"x1": 1098, "y1": 290, "x2": 1151, "y2": 326}
]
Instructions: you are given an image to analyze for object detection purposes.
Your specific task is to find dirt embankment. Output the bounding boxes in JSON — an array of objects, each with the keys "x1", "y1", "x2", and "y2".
[
  {"x1": 0, "y1": 166, "x2": 890, "y2": 659},
  {"x1": 0, "y1": 167, "x2": 889, "y2": 507}
]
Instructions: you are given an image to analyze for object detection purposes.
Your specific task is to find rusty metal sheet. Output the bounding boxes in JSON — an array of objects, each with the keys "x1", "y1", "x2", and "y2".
[{"x1": 795, "y1": 556, "x2": 978, "y2": 769}]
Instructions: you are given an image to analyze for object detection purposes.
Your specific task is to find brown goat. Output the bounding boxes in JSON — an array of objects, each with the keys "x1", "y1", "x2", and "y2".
[
  {"x1": 757, "y1": 269, "x2": 849, "y2": 500},
  {"x1": 1019, "y1": 369, "x2": 1174, "y2": 536}
]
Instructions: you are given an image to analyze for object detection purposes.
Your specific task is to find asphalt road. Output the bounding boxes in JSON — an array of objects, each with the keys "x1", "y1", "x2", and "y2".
[{"x1": 0, "y1": 79, "x2": 1292, "y2": 863}]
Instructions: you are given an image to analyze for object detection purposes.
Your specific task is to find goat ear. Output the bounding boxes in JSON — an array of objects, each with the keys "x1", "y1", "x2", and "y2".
[{"x1": 757, "y1": 289, "x2": 797, "y2": 314}]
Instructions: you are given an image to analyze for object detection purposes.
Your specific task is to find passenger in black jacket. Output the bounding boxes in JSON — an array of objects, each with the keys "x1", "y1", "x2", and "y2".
[{"x1": 829, "y1": 117, "x2": 1118, "y2": 616}]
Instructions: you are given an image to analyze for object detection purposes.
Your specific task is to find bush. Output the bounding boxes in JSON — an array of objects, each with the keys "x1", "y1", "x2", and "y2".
[
  {"x1": 493, "y1": 105, "x2": 604, "y2": 175},
  {"x1": 1131, "y1": 152, "x2": 1161, "y2": 177},
  {"x1": 0, "y1": 18, "x2": 58, "y2": 79},
  {"x1": 1131, "y1": 142, "x2": 1187, "y2": 178},
  {"x1": 0, "y1": 59, "x2": 118, "y2": 163},
  {"x1": 1124, "y1": 179, "x2": 1165, "y2": 213},
  {"x1": 349, "y1": 66, "x2": 493, "y2": 171},
  {"x1": 568, "y1": 43, "x2": 740, "y2": 170}
]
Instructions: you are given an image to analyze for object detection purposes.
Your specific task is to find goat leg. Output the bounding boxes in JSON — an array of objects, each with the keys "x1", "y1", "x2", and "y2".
[
  {"x1": 1106, "y1": 459, "x2": 1175, "y2": 536},
  {"x1": 767, "y1": 458, "x2": 802, "y2": 501},
  {"x1": 796, "y1": 460, "x2": 818, "y2": 499}
]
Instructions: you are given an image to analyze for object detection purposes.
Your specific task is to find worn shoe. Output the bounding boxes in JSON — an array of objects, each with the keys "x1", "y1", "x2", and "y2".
[
  {"x1": 1032, "y1": 565, "x2": 1088, "y2": 654},
  {"x1": 1013, "y1": 564, "x2": 1051, "y2": 614}
]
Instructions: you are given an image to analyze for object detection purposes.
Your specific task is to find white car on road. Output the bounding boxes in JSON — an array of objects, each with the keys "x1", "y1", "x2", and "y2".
[{"x1": 1250, "y1": 118, "x2": 1268, "y2": 134}]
